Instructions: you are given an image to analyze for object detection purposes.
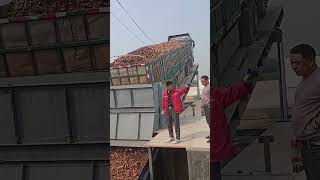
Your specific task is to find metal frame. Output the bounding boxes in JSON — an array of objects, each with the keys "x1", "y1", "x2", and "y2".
[
  {"x1": 0, "y1": 71, "x2": 107, "y2": 87},
  {"x1": 0, "y1": 72, "x2": 108, "y2": 146},
  {"x1": 0, "y1": 11, "x2": 109, "y2": 77},
  {"x1": 275, "y1": 29, "x2": 289, "y2": 120},
  {"x1": 148, "y1": 148, "x2": 154, "y2": 180}
]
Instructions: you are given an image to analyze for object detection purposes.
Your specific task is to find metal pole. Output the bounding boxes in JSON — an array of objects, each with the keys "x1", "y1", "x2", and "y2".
[
  {"x1": 148, "y1": 148, "x2": 154, "y2": 180},
  {"x1": 277, "y1": 40, "x2": 289, "y2": 120}
]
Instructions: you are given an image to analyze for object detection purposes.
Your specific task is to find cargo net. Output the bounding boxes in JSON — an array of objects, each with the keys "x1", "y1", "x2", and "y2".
[
  {"x1": 8, "y1": 0, "x2": 109, "y2": 17},
  {"x1": 111, "y1": 41, "x2": 183, "y2": 68}
]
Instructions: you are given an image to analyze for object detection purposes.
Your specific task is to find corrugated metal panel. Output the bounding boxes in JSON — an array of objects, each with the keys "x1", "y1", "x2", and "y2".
[
  {"x1": 110, "y1": 114, "x2": 117, "y2": 139},
  {"x1": 110, "y1": 90, "x2": 115, "y2": 108},
  {"x1": 0, "y1": 162, "x2": 108, "y2": 180},
  {"x1": 0, "y1": 72, "x2": 107, "y2": 145},
  {"x1": 117, "y1": 113, "x2": 139, "y2": 140},
  {"x1": 69, "y1": 85, "x2": 108, "y2": 142},
  {"x1": 140, "y1": 113, "x2": 155, "y2": 140},
  {"x1": 110, "y1": 84, "x2": 157, "y2": 109},
  {"x1": 110, "y1": 83, "x2": 159, "y2": 143},
  {"x1": 132, "y1": 88, "x2": 154, "y2": 107},
  {"x1": 110, "y1": 112, "x2": 155, "y2": 142},
  {"x1": 0, "y1": 91, "x2": 16, "y2": 144},
  {"x1": 14, "y1": 88, "x2": 68, "y2": 144},
  {"x1": 116, "y1": 89, "x2": 132, "y2": 107},
  {"x1": 0, "y1": 166, "x2": 21, "y2": 180}
]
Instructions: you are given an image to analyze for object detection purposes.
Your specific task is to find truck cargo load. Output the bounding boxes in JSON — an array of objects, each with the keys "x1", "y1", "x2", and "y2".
[
  {"x1": 110, "y1": 34, "x2": 194, "y2": 86},
  {"x1": 8, "y1": 0, "x2": 109, "y2": 17}
]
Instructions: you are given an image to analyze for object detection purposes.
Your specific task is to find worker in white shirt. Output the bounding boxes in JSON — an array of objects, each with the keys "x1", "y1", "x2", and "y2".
[{"x1": 200, "y1": 75, "x2": 210, "y2": 143}]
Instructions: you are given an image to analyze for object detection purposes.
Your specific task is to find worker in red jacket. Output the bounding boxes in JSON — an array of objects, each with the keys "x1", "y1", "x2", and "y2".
[
  {"x1": 162, "y1": 81, "x2": 191, "y2": 144},
  {"x1": 211, "y1": 69, "x2": 258, "y2": 180}
]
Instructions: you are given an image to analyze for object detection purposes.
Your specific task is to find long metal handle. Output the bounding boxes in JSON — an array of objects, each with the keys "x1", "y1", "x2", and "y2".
[{"x1": 277, "y1": 40, "x2": 289, "y2": 120}]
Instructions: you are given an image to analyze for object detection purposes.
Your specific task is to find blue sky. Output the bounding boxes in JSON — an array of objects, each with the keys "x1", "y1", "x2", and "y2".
[{"x1": 110, "y1": 0, "x2": 210, "y2": 77}]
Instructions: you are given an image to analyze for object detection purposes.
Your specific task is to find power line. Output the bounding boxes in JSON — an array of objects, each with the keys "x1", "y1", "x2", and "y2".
[
  {"x1": 111, "y1": 13, "x2": 146, "y2": 45},
  {"x1": 115, "y1": 0, "x2": 155, "y2": 44}
]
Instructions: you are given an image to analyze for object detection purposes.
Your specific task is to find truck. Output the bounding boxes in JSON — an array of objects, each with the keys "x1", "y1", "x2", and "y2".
[
  {"x1": 110, "y1": 33, "x2": 199, "y2": 180},
  {"x1": 0, "y1": 2, "x2": 109, "y2": 180}
]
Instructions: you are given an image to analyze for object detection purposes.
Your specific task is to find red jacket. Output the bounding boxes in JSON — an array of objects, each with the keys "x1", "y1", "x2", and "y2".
[
  {"x1": 162, "y1": 87, "x2": 189, "y2": 114},
  {"x1": 211, "y1": 81, "x2": 251, "y2": 162}
]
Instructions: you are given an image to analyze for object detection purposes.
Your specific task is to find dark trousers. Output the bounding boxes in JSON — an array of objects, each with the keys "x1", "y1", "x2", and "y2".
[
  {"x1": 204, "y1": 105, "x2": 210, "y2": 127},
  {"x1": 210, "y1": 162, "x2": 221, "y2": 180},
  {"x1": 167, "y1": 107, "x2": 180, "y2": 140},
  {"x1": 302, "y1": 142, "x2": 320, "y2": 180}
]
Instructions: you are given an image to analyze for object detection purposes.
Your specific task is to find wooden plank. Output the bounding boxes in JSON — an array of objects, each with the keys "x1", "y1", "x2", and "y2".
[
  {"x1": 6, "y1": 53, "x2": 34, "y2": 76},
  {"x1": 87, "y1": 14, "x2": 108, "y2": 40},
  {"x1": 93, "y1": 45, "x2": 108, "y2": 70},
  {"x1": 63, "y1": 47, "x2": 92, "y2": 72},
  {"x1": 57, "y1": 15, "x2": 87, "y2": 42},
  {"x1": 34, "y1": 50, "x2": 64, "y2": 74},
  {"x1": 29, "y1": 20, "x2": 57, "y2": 46},
  {"x1": 1, "y1": 22, "x2": 28, "y2": 48}
]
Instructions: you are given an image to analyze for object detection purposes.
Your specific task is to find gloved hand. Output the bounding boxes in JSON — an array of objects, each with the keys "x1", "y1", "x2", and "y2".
[
  {"x1": 186, "y1": 83, "x2": 191, "y2": 88},
  {"x1": 292, "y1": 157, "x2": 304, "y2": 173},
  {"x1": 243, "y1": 68, "x2": 258, "y2": 86},
  {"x1": 243, "y1": 67, "x2": 259, "y2": 83}
]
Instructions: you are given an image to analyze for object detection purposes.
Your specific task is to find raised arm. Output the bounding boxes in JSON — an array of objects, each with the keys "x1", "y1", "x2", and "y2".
[
  {"x1": 177, "y1": 87, "x2": 190, "y2": 96},
  {"x1": 218, "y1": 81, "x2": 250, "y2": 107}
]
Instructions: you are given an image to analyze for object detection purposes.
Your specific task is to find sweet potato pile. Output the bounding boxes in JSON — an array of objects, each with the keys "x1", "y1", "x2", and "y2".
[
  {"x1": 8, "y1": 0, "x2": 109, "y2": 17},
  {"x1": 110, "y1": 147, "x2": 148, "y2": 180},
  {"x1": 111, "y1": 41, "x2": 182, "y2": 68}
]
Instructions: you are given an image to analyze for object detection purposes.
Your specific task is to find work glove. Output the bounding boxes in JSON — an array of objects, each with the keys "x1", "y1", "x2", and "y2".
[{"x1": 243, "y1": 67, "x2": 259, "y2": 83}]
